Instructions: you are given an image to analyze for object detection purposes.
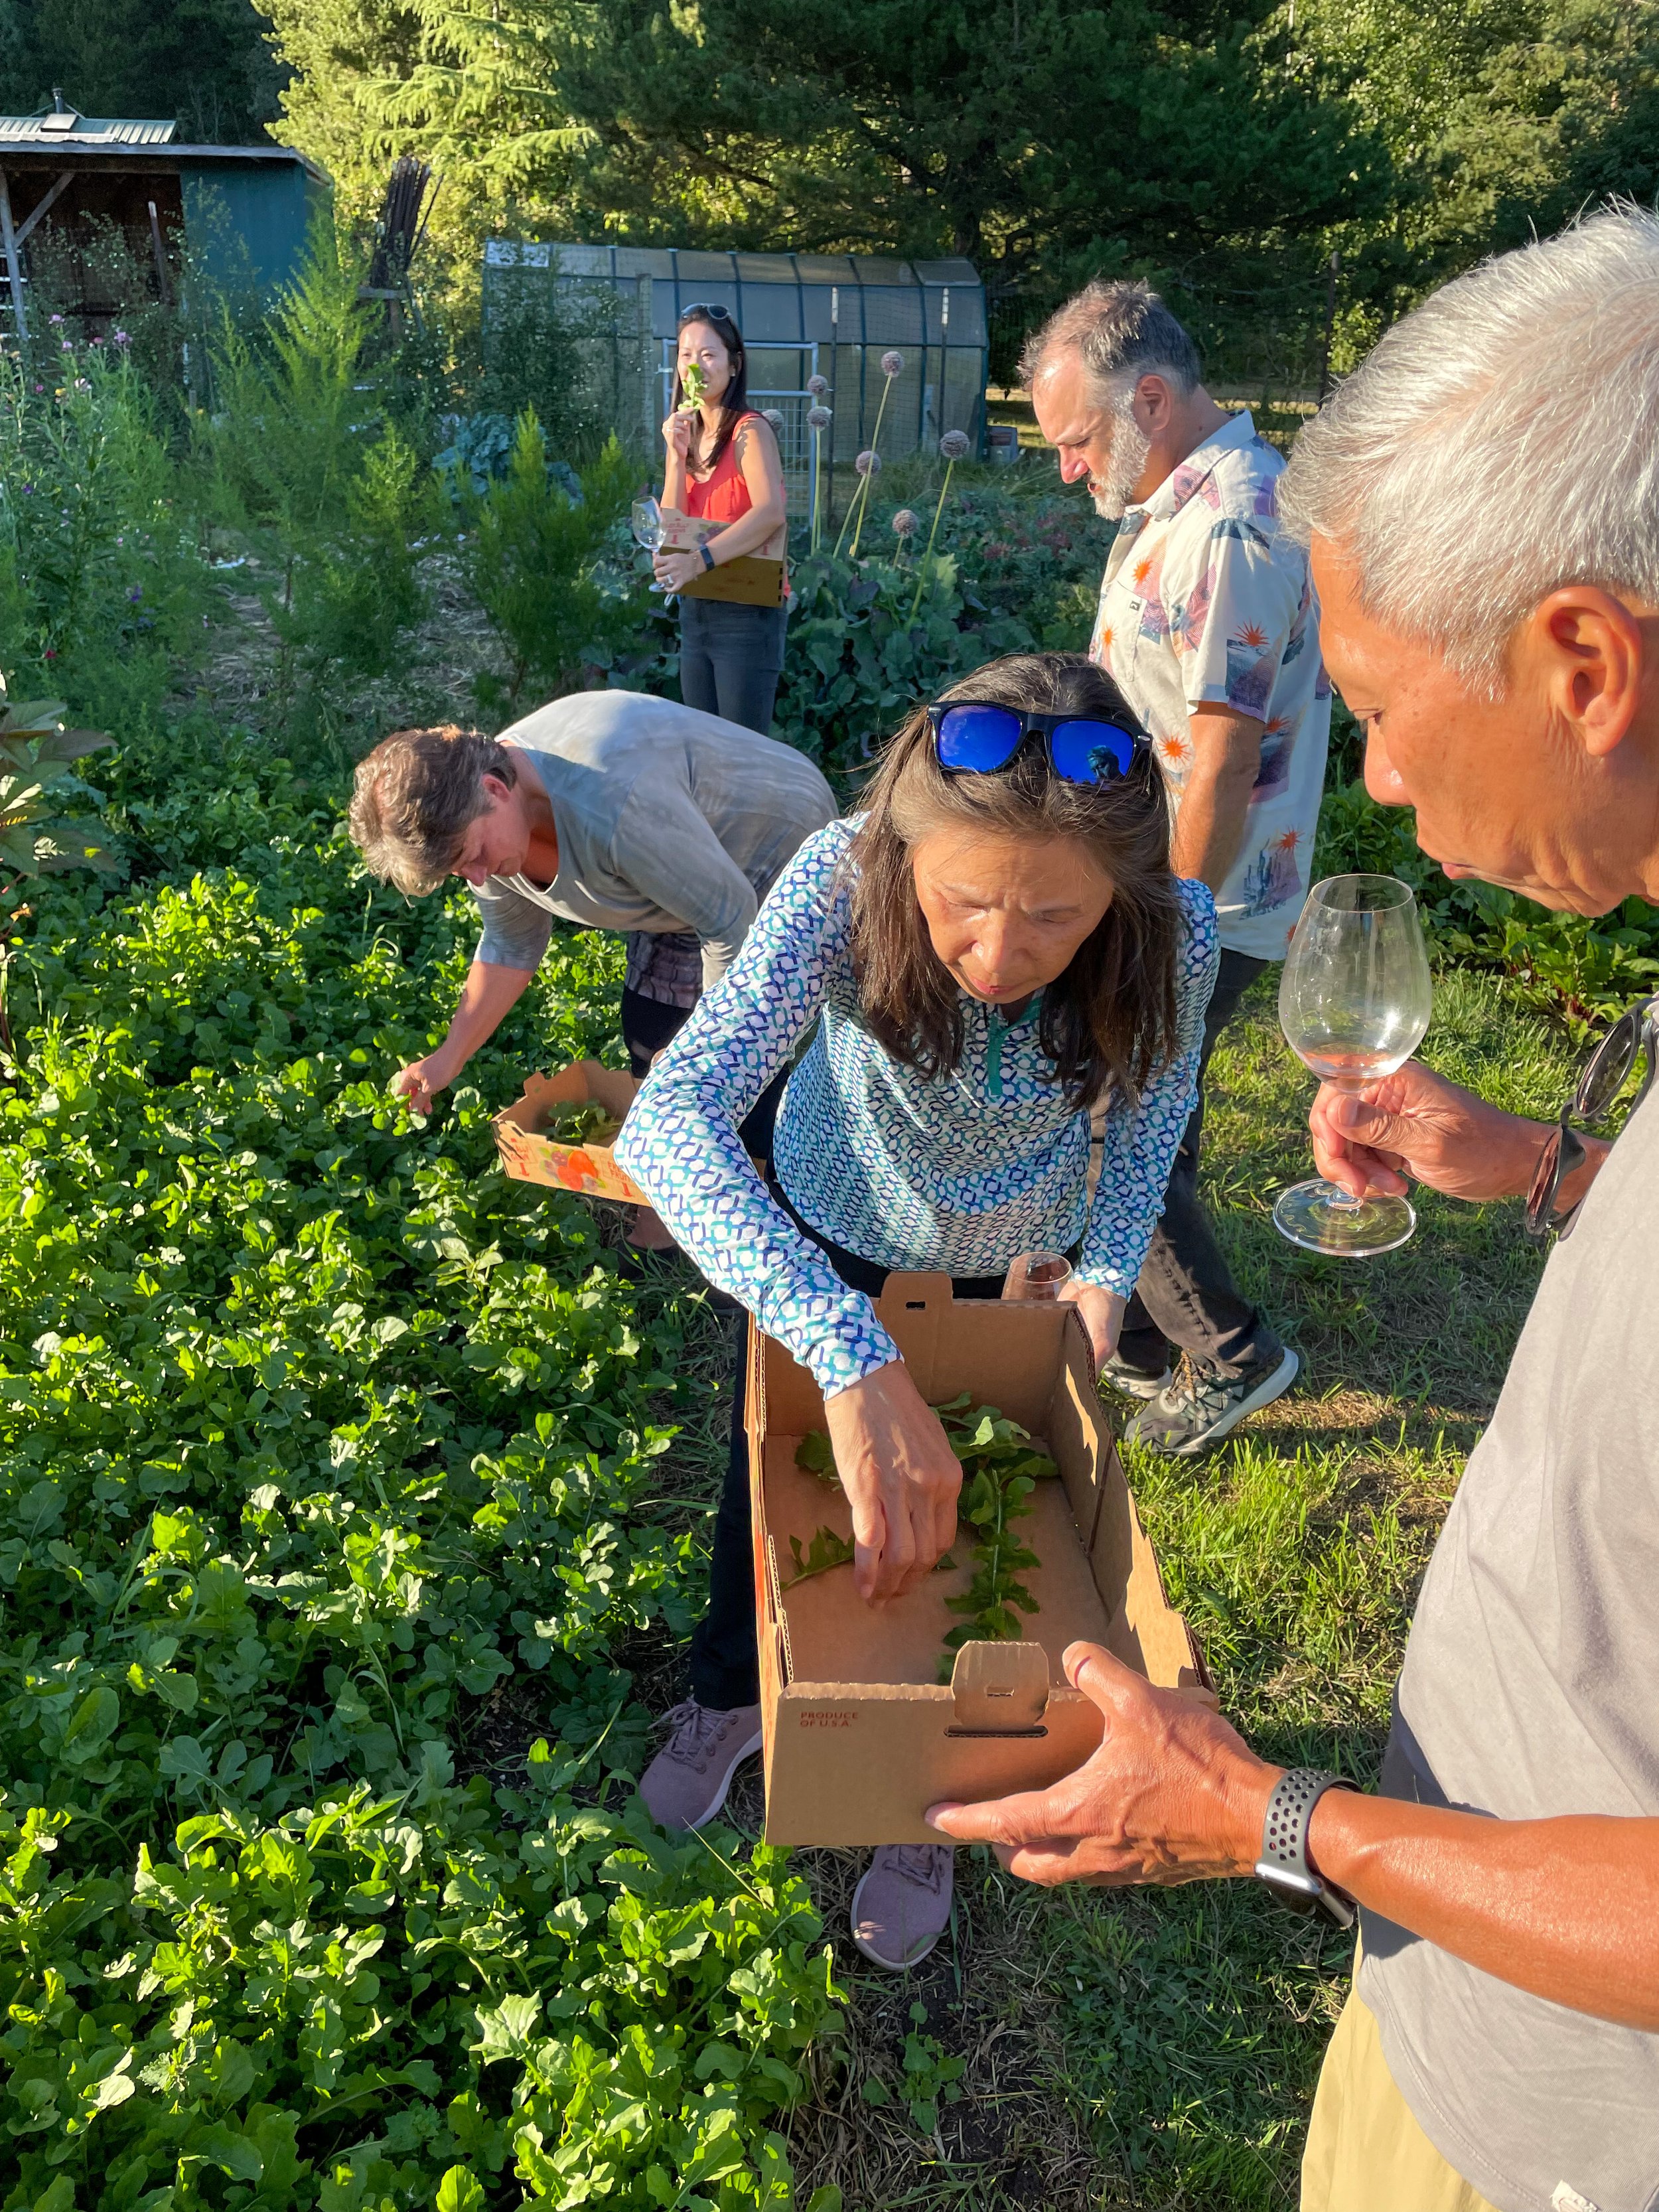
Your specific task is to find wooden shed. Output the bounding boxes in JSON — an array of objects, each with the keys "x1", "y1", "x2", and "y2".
[{"x1": 0, "y1": 94, "x2": 328, "y2": 344}]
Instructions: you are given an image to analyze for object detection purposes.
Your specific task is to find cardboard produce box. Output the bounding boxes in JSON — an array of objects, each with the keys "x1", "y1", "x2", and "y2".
[
  {"x1": 658, "y1": 506, "x2": 786, "y2": 607},
  {"x1": 749, "y1": 1274, "x2": 1212, "y2": 1846},
  {"x1": 493, "y1": 1061, "x2": 646, "y2": 1205}
]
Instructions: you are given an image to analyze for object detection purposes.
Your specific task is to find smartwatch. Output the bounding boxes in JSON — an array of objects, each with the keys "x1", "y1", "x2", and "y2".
[
  {"x1": 699, "y1": 543, "x2": 716, "y2": 571},
  {"x1": 1255, "y1": 1768, "x2": 1356, "y2": 1929}
]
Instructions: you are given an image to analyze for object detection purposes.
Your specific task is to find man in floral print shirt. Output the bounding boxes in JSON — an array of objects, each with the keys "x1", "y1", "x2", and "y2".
[{"x1": 1025, "y1": 281, "x2": 1331, "y2": 1451}]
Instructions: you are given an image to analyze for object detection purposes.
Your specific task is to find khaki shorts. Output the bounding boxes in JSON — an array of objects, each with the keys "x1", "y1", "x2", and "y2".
[{"x1": 1303, "y1": 1973, "x2": 1500, "y2": 2212}]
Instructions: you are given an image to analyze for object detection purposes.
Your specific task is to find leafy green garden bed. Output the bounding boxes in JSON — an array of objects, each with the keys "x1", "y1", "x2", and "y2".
[{"x1": 0, "y1": 724, "x2": 842, "y2": 2207}]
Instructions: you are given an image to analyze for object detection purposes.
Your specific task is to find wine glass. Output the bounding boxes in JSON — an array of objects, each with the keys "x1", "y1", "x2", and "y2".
[
  {"x1": 631, "y1": 496, "x2": 665, "y2": 592},
  {"x1": 1274, "y1": 873, "x2": 1433, "y2": 1258},
  {"x1": 1002, "y1": 1250, "x2": 1073, "y2": 1301}
]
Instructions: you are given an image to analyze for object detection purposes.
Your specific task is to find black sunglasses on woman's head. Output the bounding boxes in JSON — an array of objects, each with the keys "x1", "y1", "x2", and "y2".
[
  {"x1": 926, "y1": 700, "x2": 1152, "y2": 788},
  {"x1": 678, "y1": 302, "x2": 737, "y2": 329}
]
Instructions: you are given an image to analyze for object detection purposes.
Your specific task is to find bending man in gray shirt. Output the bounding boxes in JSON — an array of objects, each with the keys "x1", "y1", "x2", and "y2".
[{"x1": 347, "y1": 692, "x2": 836, "y2": 1236}]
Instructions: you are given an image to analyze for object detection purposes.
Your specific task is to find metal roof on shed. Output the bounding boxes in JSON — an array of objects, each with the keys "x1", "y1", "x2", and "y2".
[{"x1": 0, "y1": 111, "x2": 177, "y2": 145}]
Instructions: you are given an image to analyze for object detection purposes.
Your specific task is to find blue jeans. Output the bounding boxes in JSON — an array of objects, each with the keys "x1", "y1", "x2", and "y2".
[{"x1": 678, "y1": 596, "x2": 788, "y2": 734}]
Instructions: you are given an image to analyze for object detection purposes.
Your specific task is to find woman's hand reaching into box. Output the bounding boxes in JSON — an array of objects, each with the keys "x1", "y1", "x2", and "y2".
[{"x1": 824, "y1": 1360, "x2": 964, "y2": 1605}]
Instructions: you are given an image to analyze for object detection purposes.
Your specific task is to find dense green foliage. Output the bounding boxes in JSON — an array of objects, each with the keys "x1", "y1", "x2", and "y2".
[
  {"x1": 0, "y1": 0, "x2": 283, "y2": 143},
  {"x1": 0, "y1": 717, "x2": 843, "y2": 2207},
  {"x1": 250, "y1": 0, "x2": 1659, "y2": 387}
]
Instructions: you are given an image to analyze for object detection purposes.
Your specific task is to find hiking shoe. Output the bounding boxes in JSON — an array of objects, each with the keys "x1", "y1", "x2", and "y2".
[
  {"x1": 639, "y1": 1700, "x2": 763, "y2": 1831},
  {"x1": 850, "y1": 1844, "x2": 954, "y2": 1970},
  {"x1": 1100, "y1": 1350, "x2": 1173, "y2": 1400},
  {"x1": 1125, "y1": 1347, "x2": 1300, "y2": 1457}
]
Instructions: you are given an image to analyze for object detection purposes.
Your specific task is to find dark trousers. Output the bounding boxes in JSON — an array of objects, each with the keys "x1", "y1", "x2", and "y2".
[
  {"x1": 678, "y1": 596, "x2": 788, "y2": 735},
  {"x1": 690, "y1": 1189, "x2": 1063, "y2": 1710},
  {"x1": 1116, "y1": 947, "x2": 1283, "y2": 1382}
]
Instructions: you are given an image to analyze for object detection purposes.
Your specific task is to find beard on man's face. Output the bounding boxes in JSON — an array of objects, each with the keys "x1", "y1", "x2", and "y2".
[{"x1": 1089, "y1": 408, "x2": 1153, "y2": 518}]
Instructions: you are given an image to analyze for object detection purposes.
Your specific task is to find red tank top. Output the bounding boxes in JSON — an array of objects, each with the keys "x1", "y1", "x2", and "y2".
[{"x1": 684, "y1": 411, "x2": 762, "y2": 522}]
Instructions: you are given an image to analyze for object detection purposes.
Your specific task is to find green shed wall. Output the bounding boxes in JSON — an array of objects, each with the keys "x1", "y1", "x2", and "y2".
[{"x1": 180, "y1": 163, "x2": 326, "y2": 297}]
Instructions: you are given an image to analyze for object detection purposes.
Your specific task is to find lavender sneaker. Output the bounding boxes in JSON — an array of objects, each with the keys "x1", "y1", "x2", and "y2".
[
  {"x1": 850, "y1": 1844, "x2": 954, "y2": 1970},
  {"x1": 639, "y1": 1699, "x2": 763, "y2": 1831}
]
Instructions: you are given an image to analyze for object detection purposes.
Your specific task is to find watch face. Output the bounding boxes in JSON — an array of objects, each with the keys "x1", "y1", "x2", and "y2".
[{"x1": 1255, "y1": 1862, "x2": 1323, "y2": 1911}]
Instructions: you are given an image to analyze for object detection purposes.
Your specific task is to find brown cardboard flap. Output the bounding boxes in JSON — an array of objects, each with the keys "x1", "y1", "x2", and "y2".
[
  {"x1": 500, "y1": 1061, "x2": 640, "y2": 1126},
  {"x1": 949, "y1": 1641, "x2": 1050, "y2": 1730},
  {"x1": 679, "y1": 555, "x2": 786, "y2": 607}
]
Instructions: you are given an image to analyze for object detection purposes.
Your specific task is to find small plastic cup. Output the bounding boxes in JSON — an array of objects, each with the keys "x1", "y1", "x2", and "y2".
[{"x1": 1002, "y1": 1249, "x2": 1074, "y2": 1302}]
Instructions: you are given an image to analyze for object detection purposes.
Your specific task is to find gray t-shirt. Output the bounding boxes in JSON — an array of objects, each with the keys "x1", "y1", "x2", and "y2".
[
  {"x1": 1359, "y1": 1085, "x2": 1659, "y2": 2212},
  {"x1": 472, "y1": 692, "x2": 837, "y2": 991}
]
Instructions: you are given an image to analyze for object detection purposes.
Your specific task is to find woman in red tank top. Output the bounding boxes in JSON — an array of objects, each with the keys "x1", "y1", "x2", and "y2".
[{"x1": 655, "y1": 305, "x2": 789, "y2": 734}]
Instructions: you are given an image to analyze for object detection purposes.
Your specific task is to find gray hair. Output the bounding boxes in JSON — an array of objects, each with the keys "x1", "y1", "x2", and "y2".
[
  {"x1": 347, "y1": 725, "x2": 517, "y2": 895},
  {"x1": 1019, "y1": 279, "x2": 1202, "y2": 405},
  {"x1": 1280, "y1": 205, "x2": 1659, "y2": 692}
]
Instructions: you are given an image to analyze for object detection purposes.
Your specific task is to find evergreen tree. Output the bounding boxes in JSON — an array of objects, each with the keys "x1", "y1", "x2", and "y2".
[{"x1": 0, "y1": 0, "x2": 285, "y2": 143}]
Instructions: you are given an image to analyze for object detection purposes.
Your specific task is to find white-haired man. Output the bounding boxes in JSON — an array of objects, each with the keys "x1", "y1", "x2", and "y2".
[
  {"x1": 1023, "y1": 282, "x2": 1327, "y2": 1453},
  {"x1": 932, "y1": 209, "x2": 1659, "y2": 2212}
]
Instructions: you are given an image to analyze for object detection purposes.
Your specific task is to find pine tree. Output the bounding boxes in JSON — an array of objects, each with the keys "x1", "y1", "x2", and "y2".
[{"x1": 0, "y1": 0, "x2": 286, "y2": 143}]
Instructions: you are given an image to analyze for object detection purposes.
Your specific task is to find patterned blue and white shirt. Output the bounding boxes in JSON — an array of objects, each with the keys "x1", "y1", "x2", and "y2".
[{"x1": 615, "y1": 819, "x2": 1219, "y2": 1397}]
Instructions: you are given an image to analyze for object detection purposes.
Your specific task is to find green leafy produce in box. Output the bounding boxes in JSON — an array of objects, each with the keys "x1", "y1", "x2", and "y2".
[{"x1": 788, "y1": 1398, "x2": 1058, "y2": 1675}]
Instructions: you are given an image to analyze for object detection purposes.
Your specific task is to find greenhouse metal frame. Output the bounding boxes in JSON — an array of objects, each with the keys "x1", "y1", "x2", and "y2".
[{"x1": 482, "y1": 240, "x2": 987, "y2": 482}]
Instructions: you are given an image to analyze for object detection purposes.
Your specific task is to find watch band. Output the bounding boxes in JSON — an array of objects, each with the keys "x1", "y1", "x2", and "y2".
[
  {"x1": 699, "y1": 542, "x2": 716, "y2": 571},
  {"x1": 1255, "y1": 1768, "x2": 1356, "y2": 1929}
]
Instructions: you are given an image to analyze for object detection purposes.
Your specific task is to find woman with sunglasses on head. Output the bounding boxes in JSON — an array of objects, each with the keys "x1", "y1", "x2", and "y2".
[
  {"x1": 655, "y1": 305, "x2": 790, "y2": 734},
  {"x1": 615, "y1": 652, "x2": 1219, "y2": 1969}
]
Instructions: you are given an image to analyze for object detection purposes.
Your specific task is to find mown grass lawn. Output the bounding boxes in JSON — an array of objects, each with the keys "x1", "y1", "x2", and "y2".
[{"x1": 632, "y1": 967, "x2": 1579, "y2": 2211}]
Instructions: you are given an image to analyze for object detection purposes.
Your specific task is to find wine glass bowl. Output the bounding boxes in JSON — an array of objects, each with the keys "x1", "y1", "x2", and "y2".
[
  {"x1": 1274, "y1": 873, "x2": 1433, "y2": 1257},
  {"x1": 1002, "y1": 1249, "x2": 1074, "y2": 1302},
  {"x1": 631, "y1": 496, "x2": 667, "y2": 594},
  {"x1": 630, "y1": 496, "x2": 664, "y2": 552}
]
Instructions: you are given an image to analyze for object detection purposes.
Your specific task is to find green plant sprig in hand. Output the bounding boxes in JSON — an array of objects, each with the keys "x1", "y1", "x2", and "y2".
[
  {"x1": 789, "y1": 1400, "x2": 1056, "y2": 1668},
  {"x1": 678, "y1": 361, "x2": 707, "y2": 412}
]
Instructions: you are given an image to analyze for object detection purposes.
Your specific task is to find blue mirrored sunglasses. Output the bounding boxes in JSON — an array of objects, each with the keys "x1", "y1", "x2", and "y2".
[{"x1": 927, "y1": 701, "x2": 1151, "y2": 786}]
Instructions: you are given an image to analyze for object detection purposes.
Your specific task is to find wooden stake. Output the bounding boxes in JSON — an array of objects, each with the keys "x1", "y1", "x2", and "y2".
[{"x1": 0, "y1": 169, "x2": 27, "y2": 352}]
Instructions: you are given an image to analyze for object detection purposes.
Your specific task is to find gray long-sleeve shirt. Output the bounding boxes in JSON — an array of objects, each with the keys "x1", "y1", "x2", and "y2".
[{"x1": 472, "y1": 692, "x2": 837, "y2": 990}]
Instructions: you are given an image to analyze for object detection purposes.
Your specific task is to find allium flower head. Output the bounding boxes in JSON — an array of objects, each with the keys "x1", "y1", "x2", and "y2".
[
  {"x1": 891, "y1": 508, "x2": 919, "y2": 538},
  {"x1": 806, "y1": 373, "x2": 828, "y2": 396},
  {"x1": 940, "y1": 430, "x2": 971, "y2": 460},
  {"x1": 881, "y1": 350, "x2": 904, "y2": 376},
  {"x1": 761, "y1": 407, "x2": 786, "y2": 433},
  {"x1": 854, "y1": 449, "x2": 881, "y2": 476},
  {"x1": 806, "y1": 406, "x2": 831, "y2": 431}
]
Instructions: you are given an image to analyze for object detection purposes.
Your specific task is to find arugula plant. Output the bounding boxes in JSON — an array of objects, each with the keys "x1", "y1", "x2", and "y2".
[{"x1": 0, "y1": 707, "x2": 843, "y2": 2207}]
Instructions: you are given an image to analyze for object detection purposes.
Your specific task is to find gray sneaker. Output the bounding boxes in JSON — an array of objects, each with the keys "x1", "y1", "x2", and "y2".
[
  {"x1": 850, "y1": 1844, "x2": 954, "y2": 1970},
  {"x1": 1125, "y1": 1347, "x2": 1300, "y2": 1457},
  {"x1": 1101, "y1": 1351, "x2": 1173, "y2": 1400},
  {"x1": 639, "y1": 1700, "x2": 763, "y2": 1830}
]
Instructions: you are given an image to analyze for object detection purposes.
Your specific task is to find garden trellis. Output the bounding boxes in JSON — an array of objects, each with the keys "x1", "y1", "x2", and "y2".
[{"x1": 481, "y1": 240, "x2": 988, "y2": 488}]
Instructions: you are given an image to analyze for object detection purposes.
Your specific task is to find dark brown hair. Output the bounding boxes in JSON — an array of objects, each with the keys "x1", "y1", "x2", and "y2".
[
  {"x1": 848, "y1": 654, "x2": 1183, "y2": 1108},
  {"x1": 346, "y1": 724, "x2": 518, "y2": 895},
  {"x1": 673, "y1": 309, "x2": 751, "y2": 476}
]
